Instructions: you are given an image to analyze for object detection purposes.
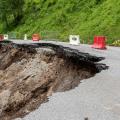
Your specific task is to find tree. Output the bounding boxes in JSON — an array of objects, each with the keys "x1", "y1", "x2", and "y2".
[
  {"x1": 9, "y1": 0, "x2": 24, "y2": 25},
  {"x1": 0, "y1": 0, "x2": 24, "y2": 31},
  {"x1": 0, "y1": 0, "x2": 10, "y2": 31}
]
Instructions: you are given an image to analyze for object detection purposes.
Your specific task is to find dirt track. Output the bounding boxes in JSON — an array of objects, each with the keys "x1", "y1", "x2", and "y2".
[{"x1": 0, "y1": 42, "x2": 107, "y2": 120}]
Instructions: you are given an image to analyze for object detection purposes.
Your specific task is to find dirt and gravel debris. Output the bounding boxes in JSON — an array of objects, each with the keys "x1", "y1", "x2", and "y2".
[{"x1": 0, "y1": 42, "x2": 108, "y2": 120}]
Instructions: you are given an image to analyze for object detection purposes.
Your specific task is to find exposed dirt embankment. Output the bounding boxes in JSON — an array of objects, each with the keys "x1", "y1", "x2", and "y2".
[{"x1": 0, "y1": 42, "x2": 108, "y2": 120}]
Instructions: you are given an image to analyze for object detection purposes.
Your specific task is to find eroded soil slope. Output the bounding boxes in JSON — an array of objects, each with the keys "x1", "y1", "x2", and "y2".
[{"x1": 0, "y1": 42, "x2": 107, "y2": 120}]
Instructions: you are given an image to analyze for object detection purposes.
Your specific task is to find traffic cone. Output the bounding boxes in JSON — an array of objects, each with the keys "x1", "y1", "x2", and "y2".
[{"x1": 24, "y1": 34, "x2": 27, "y2": 40}]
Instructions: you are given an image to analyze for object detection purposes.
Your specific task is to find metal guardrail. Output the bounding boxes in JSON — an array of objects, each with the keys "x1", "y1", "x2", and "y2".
[
  {"x1": 39, "y1": 31, "x2": 61, "y2": 41},
  {"x1": 1, "y1": 31, "x2": 120, "y2": 45},
  {"x1": 7, "y1": 31, "x2": 61, "y2": 41}
]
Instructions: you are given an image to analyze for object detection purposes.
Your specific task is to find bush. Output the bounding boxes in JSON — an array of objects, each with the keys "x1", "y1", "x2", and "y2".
[{"x1": 112, "y1": 40, "x2": 120, "y2": 47}]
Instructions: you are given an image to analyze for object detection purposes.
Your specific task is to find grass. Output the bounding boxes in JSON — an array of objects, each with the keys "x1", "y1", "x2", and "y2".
[{"x1": 0, "y1": 0, "x2": 120, "y2": 44}]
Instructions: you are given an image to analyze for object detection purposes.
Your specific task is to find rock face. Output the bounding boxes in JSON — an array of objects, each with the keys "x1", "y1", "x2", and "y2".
[{"x1": 0, "y1": 42, "x2": 107, "y2": 120}]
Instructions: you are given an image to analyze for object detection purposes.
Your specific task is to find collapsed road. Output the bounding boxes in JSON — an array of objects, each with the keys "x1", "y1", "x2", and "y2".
[
  {"x1": 20, "y1": 41, "x2": 120, "y2": 120},
  {"x1": 13, "y1": 41, "x2": 120, "y2": 120},
  {"x1": 0, "y1": 41, "x2": 108, "y2": 120}
]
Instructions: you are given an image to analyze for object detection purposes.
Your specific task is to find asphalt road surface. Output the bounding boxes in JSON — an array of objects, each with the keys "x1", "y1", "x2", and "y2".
[{"x1": 12, "y1": 40, "x2": 120, "y2": 120}]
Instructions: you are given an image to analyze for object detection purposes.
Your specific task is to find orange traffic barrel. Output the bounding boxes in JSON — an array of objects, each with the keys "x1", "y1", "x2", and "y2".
[
  {"x1": 0, "y1": 35, "x2": 4, "y2": 41},
  {"x1": 32, "y1": 34, "x2": 41, "y2": 41},
  {"x1": 92, "y1": 36, "x2": 106, "y2": 49}
]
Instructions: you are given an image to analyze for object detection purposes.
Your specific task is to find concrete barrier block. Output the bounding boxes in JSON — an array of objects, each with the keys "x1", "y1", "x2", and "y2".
[
  {"x1": 69, "y1": 35, "x2": 80, "y2": 45},
  {"x1": 4, "y1": 34, "x2": 8, "y2": 40}
]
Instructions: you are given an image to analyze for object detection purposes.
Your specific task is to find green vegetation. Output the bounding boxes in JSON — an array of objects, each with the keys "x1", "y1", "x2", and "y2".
[
  {"x1": 0, "y1": 0, "x2": 120, "y2": 43},
  {"x1": 0, "y1": 0, "x2": 24, "y2": 32},
  {"x1": 112, "y1": 40, "x2": 120, "y2": 46}
]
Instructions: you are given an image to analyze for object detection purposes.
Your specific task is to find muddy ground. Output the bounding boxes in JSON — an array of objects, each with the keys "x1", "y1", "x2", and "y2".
[{"x1": 0, "y1": 42, "x2": 107, "y2": 120}]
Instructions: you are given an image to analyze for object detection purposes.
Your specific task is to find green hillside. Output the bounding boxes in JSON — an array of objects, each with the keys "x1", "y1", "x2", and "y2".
[{"x1": 0, "y1": 0, "x2": 120, "y2": 43}]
